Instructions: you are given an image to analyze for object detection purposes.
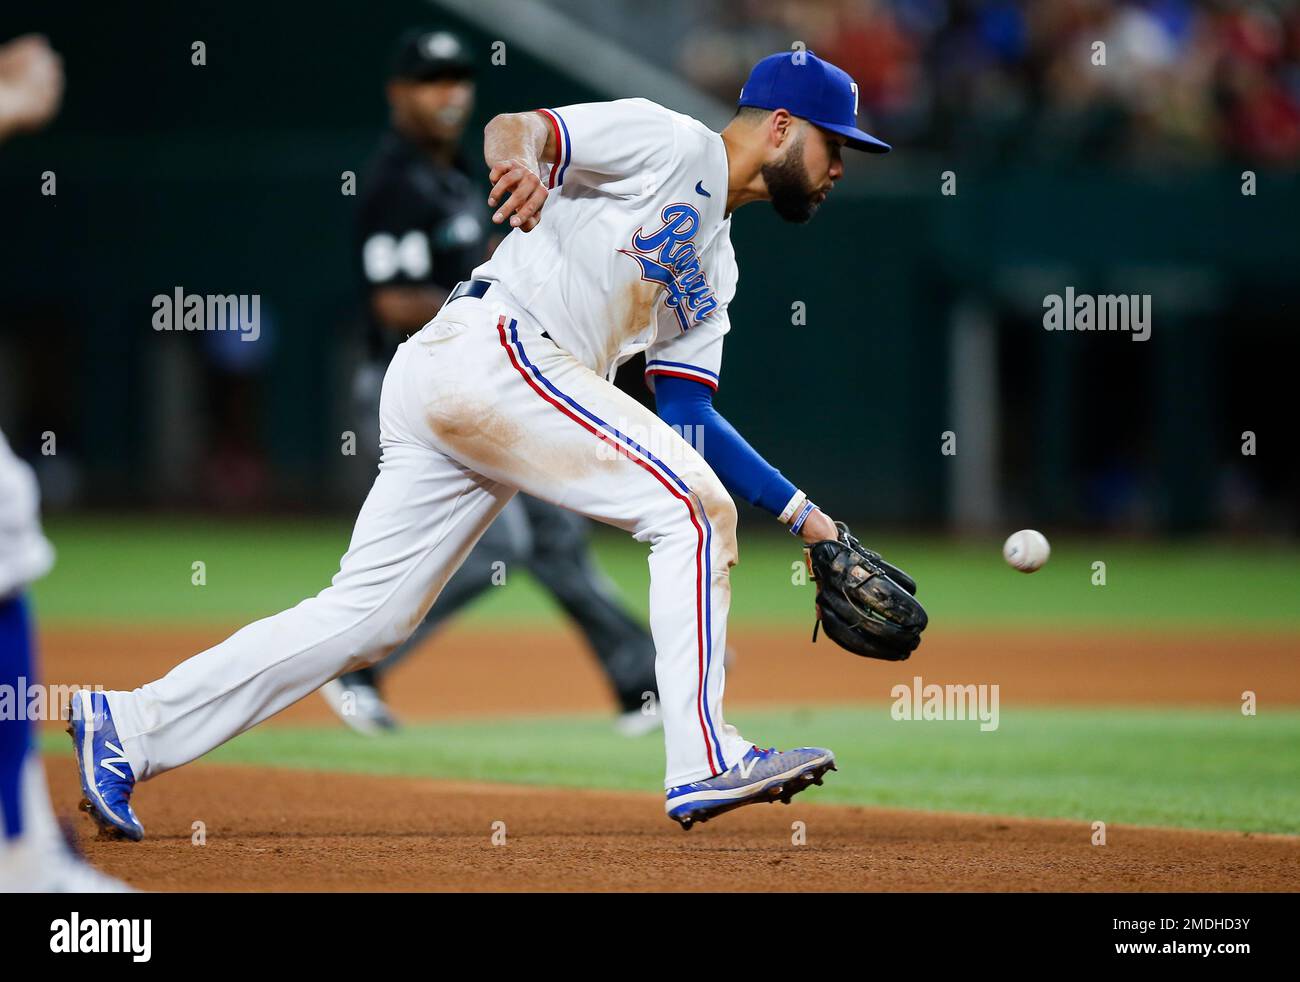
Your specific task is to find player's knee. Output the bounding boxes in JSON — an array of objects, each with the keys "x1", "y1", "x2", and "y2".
[
  {"x1": 692, "y1": 475, "x2": 738, "y2": 568},
  {"x1": 347, "y1": 596, "x2": 426, "y2": 664},
  {"x1": 310, "y1": 582, "x2": 409, "y2": 661},
  {"x1": 652, "y1": 468, "x2": 737, "y2": 567},
  {"x1": 354, "y1": 625, "x2": 407, "y2": 668}
]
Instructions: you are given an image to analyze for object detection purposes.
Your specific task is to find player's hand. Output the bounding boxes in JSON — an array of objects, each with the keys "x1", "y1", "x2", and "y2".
[
  {"x1": 488, "y1": 158, "x2": 548, "y2": 233},
  {"x1": 799, "y1": 509, "x2": 838, "y2": 545}
]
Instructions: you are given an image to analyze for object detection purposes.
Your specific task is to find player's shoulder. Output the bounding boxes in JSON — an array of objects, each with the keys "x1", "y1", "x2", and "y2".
[
  {"x1": 605, "y1": 96, "x2": 672, "y2": 117},
  {"x1": 581, "y1": 97, "x2": 673, "y2": 136},
  {"x1": 592, "y1": 98, "x2": 713, "y2": 137},
  {"x1": 654, "y1": 105, "x2": 723, "y2": 167},
  {"x1": 662, "y1": 106, "x2": 716, "y2": 140},
  {"x1": 626, "y1": 99, "x2": 713, "y2": 142}
]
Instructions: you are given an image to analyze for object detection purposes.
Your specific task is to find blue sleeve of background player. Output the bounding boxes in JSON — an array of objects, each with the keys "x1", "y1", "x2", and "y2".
[{"x1": 653, "y1": 374, "x2": 797, "y2": 516}]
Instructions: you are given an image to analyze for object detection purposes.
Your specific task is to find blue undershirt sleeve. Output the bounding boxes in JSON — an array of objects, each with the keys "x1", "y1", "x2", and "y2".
[{"x1": 653, "y1": 374, "x2": 797, "y2": 517}]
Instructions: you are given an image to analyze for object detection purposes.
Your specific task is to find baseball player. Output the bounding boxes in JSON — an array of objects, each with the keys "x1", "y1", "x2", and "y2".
[
  {"x1": 321, "y1": 29, "x2": 660, "y2": 736},
  {"x1": 69, "y1": 50, "x2": 926, "y2": 835},
  {"x1": 0, "y1": 34, "x2": 125, "y2": 890}
]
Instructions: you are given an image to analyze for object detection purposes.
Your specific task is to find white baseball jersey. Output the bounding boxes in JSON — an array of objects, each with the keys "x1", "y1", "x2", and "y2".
[
  {"x1": 475, "y1": 98, "x2": 738, "y2": 393},
  {"x1": 0, "y1": 429, "x2": 54, "y2": 598}
]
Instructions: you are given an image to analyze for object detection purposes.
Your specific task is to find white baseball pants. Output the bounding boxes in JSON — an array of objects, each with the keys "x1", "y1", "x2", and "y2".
[{"x1": 106, "y1": 293, "x2": 753, "y2": 788}]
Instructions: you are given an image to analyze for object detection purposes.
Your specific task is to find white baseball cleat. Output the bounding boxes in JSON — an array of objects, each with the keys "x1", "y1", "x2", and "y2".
[
  {"x1": 665, "y1": 746, "x2": 836, "y2": 830},
  {"x1": 320, "y1": 670, "x2": 399, "y2": 736},
  {"x1": 613, "y1": 708, "x2": 663, "y2": 738}
]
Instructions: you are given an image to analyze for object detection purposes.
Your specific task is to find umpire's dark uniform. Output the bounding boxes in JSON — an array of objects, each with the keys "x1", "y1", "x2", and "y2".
[{"x1": 336, "y1": 29, "x2": 659, "y2": 728}]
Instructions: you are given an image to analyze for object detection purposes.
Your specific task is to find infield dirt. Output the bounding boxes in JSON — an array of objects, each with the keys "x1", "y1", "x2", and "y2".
[
  {"x1": 45, "y1": 764, "x2": 1300, "y2": 891},
  {"x1": 38, "y1": 623, "x2": 1300, "y2": 892}
]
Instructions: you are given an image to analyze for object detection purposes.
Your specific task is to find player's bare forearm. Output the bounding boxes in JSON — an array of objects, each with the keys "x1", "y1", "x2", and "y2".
[
  {"x1": 483, "y1": 112, "x2": 554, "y2": 232},
  {"x1": 370, "y1": 286, "x2": 450, "y2": 333}
]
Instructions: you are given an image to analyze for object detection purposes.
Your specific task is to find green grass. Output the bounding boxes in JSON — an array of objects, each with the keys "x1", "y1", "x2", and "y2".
[
  {"x1": 34, "y1": 516, "x2": 1298, "y2": 835},
  {"x1": 43, "y1": 705, "x2": 1300, "y2": 834},
  {"x1": 30, "y1": 515, "x2": 1300, "y2": 630}
]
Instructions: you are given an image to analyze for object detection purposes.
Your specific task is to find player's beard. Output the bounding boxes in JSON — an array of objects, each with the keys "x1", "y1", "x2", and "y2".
[{"x1": 762, "y1": 131, "x2": 819, "y2": 224}]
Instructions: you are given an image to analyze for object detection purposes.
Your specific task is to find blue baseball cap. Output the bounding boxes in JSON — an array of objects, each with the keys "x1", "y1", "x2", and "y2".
[{"x1": 738, "y1": 51, "x2": 890, "y2": 153}]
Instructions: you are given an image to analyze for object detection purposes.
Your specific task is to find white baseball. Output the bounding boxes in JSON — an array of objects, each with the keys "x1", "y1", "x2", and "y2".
[{"x1": 1002, "y1": 529, "x2": 1050, "y2": 573}]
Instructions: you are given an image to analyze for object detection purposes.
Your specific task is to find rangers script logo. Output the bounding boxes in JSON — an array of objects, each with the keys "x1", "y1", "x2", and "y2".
[{"x1": 618, "y1": 203, "x2": 719, "y2": 331}]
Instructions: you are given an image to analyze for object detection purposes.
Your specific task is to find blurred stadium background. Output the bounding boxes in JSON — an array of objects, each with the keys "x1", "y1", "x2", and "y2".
[{"x1": 1, "y1": 0, "x2": 1296, "y2": 535}]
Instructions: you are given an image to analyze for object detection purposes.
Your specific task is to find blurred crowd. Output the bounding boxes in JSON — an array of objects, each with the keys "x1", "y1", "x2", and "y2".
[{"x1": 672, "y1": 0, "x2": 1300, "y2": 167}]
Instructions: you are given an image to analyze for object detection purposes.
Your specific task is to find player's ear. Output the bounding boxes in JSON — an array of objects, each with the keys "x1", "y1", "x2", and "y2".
[{"x1": 769, "y1": 109, "x2": 794, "y2": 151}]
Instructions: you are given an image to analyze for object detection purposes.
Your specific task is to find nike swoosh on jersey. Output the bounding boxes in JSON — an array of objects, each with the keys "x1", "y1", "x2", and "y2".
[{"x1": 695, "y1": 180, "x2": 711, "y2": 198}]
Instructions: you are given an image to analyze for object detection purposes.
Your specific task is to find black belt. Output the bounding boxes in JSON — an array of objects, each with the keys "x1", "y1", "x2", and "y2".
[
  {"x1": 444, "y1": 278, "x2": 551, "y2": 340},
  {"x1": 444, "y1": 278, "x2": 492, "y2": 306}
]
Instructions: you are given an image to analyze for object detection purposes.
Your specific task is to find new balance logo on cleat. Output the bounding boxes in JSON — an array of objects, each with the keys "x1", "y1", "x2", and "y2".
[
  {"x1": 100, "y1": 741, "x2": 131, "y2": 780},
  {"x1": 664, "y1": 745, "x2": 836, "y2": 830}
]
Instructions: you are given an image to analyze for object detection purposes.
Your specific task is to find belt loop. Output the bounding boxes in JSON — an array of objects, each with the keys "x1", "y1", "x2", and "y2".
[{"x1": 444, "y1": 278, "x2": 492, "y2": 308}]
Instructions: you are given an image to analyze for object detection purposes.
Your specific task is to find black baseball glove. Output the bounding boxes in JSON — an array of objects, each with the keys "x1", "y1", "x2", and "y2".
[{"x1": 806, "y1": 522, "x2": 928, "y2": 661}]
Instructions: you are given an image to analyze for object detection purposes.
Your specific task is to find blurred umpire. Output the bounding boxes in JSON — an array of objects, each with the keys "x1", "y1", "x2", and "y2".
[{"x1": 321, "y1": 29, "x2": 661, "y2": 736}]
